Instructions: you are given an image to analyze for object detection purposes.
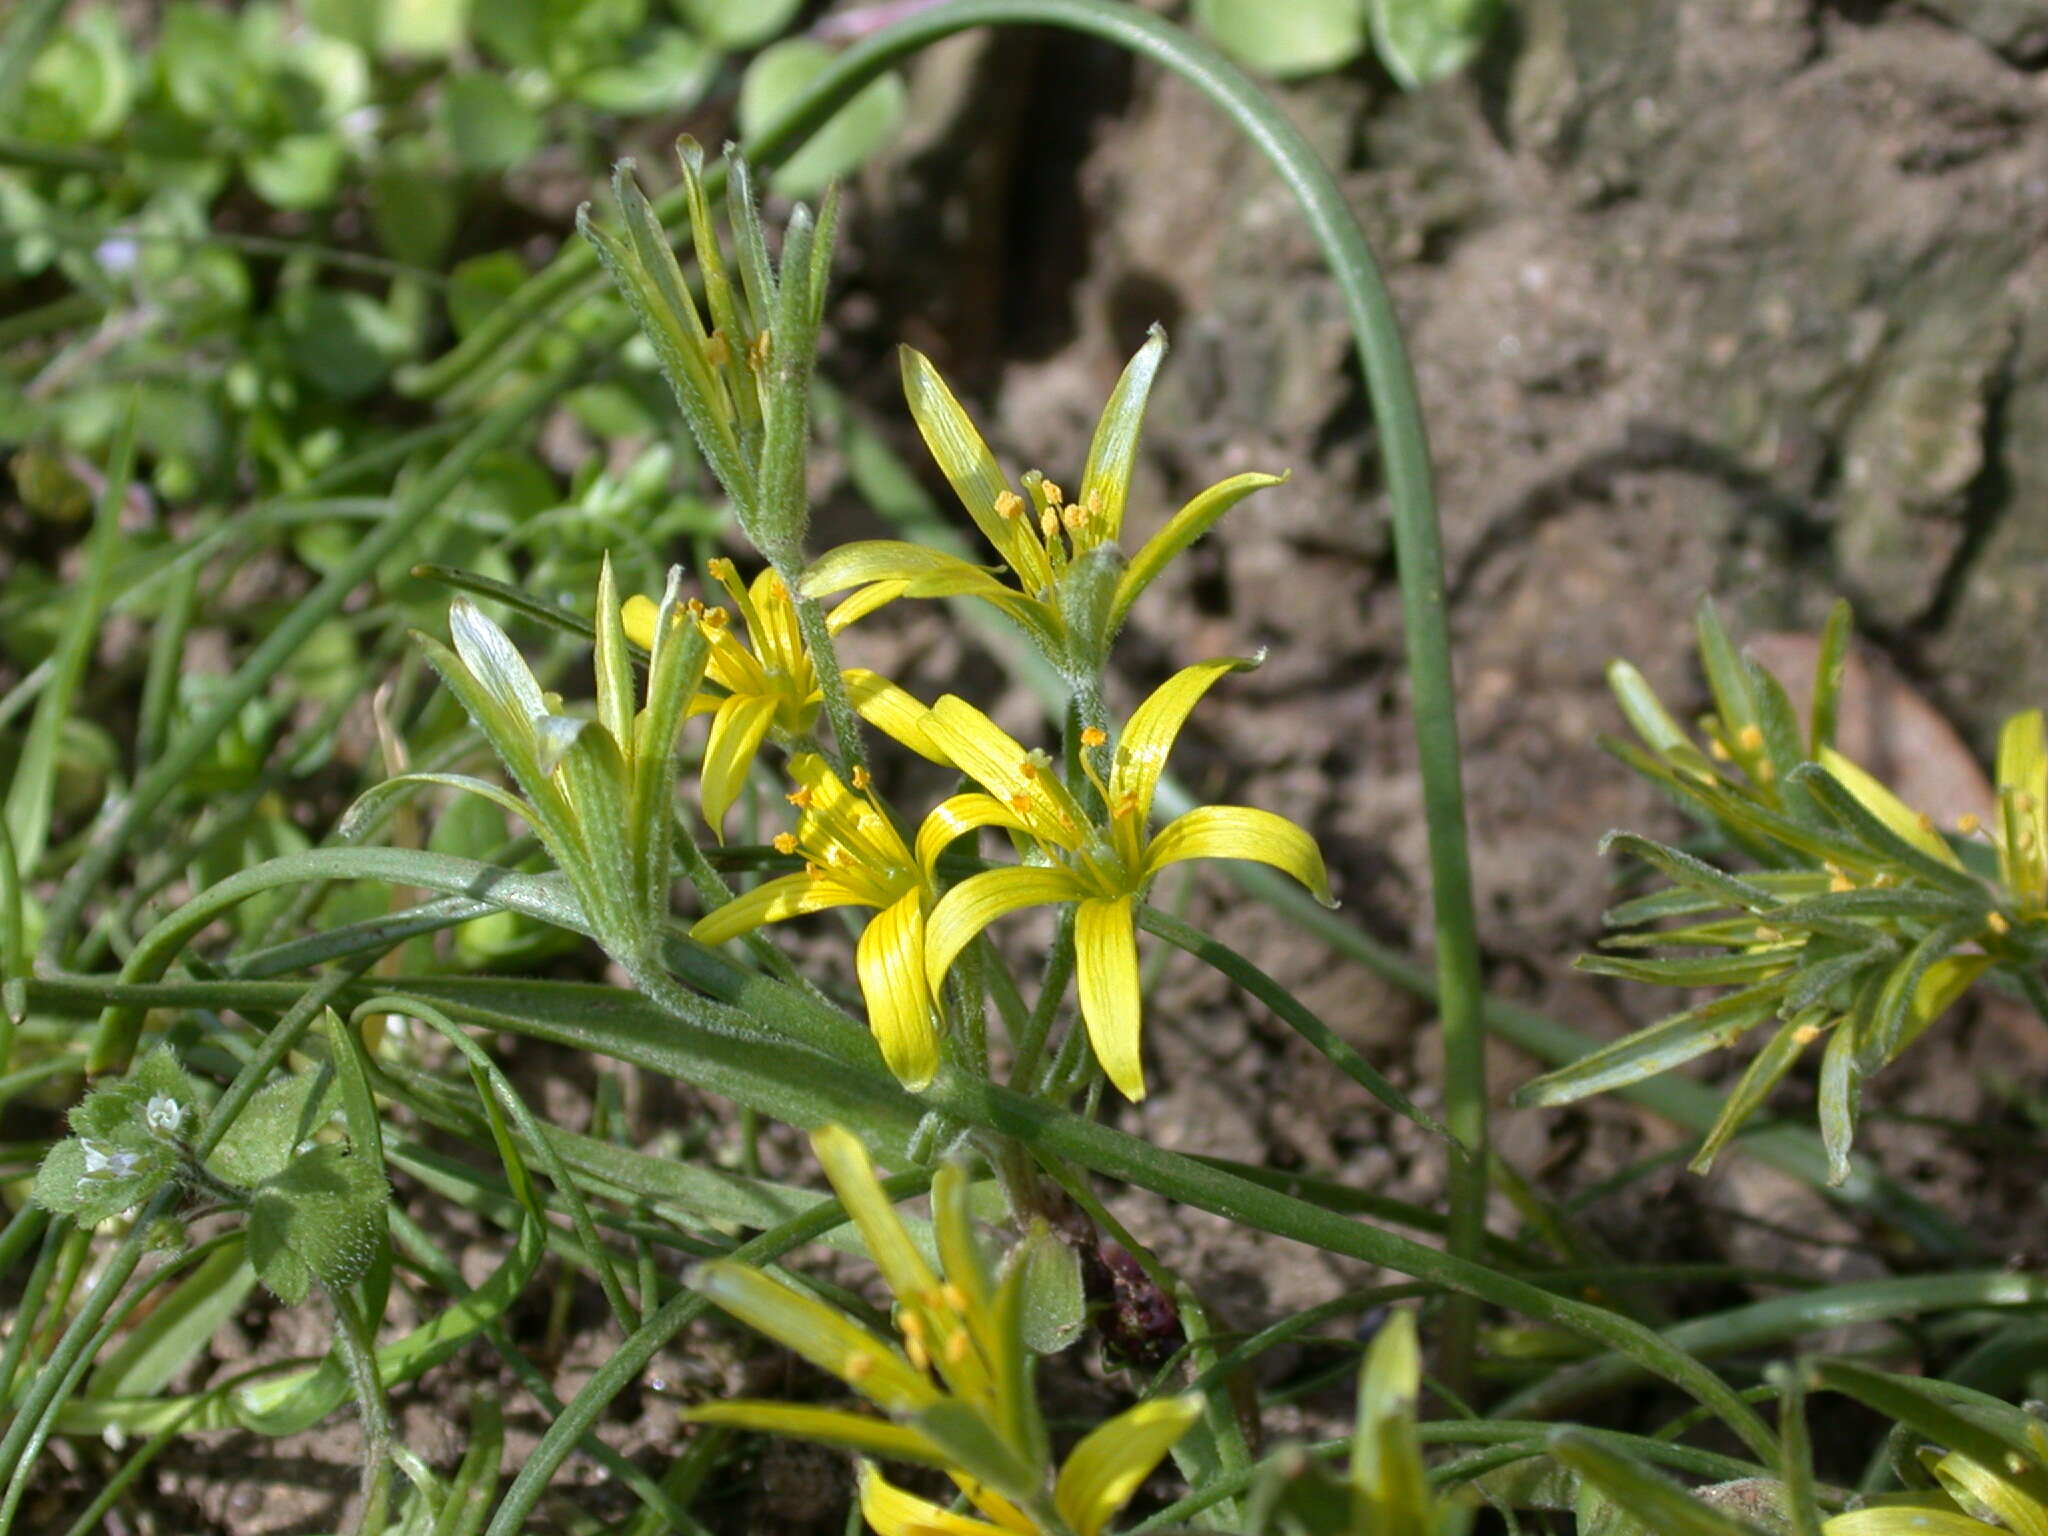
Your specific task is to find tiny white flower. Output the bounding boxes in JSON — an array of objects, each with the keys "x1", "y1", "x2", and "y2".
[
  {"x1": 80, "y1": 1139, "x2": 142, "y2": 1179},
  {"x1": 145, "y1": 1095, "x2": 185, "y2": 1135}
]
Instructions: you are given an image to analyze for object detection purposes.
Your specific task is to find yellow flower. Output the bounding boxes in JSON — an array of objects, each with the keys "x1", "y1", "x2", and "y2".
[
  {"x1": 622, "y1": 558, "x2": 942, "y2": 837},
  {"x1": 1995, "y1": 708, "x2": 2048, "y2": 912},
  {"x1": 797, "y1": 331, "x2": 1285, "y2": 663},
  {"x1": 691, "y1": 754, "x2": 941, "y2": 1089},
  {"x1": 688, "y1": 1126, "x2": 1200, "y2": 1536},
  {"x1": 917, "y1": 657, "x2": 1335, "y2": 1102}
]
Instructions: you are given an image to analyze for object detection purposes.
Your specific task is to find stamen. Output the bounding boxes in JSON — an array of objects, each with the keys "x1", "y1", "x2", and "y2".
[
  {"x1": 1957, "y1": 813, "x2": 1981, "y2": 834},
  {"x1": 1080, "y1": 727, "x2": 1107, "y2": 748},
  {"x1": 844, "y1": 1352, "x2": 876, "y2": 1382},
  {"x1": 748, "y1": 331, "x2": 772, "y2": 371},
  {"x1": 995, "y1": 490, "x2": 1025, "y2": 520},
  {"x1": 1754, "y1": 925, "x2": 1783, "y2": 943},
  {"x1": 1737, "y1": 724, "x2": 1765, "y2": 753},
  {"x1": 1062, "y1": 503, "x2": 1087, "y2": 531},
  {"x1": 1709, "y1": 739, "x2": 1732, "y2": 762},
  {"x1": 773, "y1": 833, "x2": 799, "y2": 856},
  {"x1": 852, "y1": 766, "x2": 873, "y2": 791},
  {"x1": 1793, "y1": 1022, "x2": 1823, "y2": 1046},
  {"x1": 1009, "y1": 791, "x2": 1034, "y2": 815},
  {"x1": 705, "y1": 330, "x2": 732, "y2": 367},
  {"x1": 940, "y1": 1283, "x2": 969, "y2": 1313},
  {"x1": 1040, "y1": 481, "x2": 1063, "y2": 509},
  {"x1": 1018, "y1": 759, "x2": 1037, "y2": 780},
  {"x1": 1988, "y1": 911, "x2": 2011, "y2": 934},
  {"x1": 1040, "y1": 508, "x2": 1060, "y2": 540},
  {"x1": 1916, "y1": 812, "x2": 1937, "y2": 835},
  {"x1": 787, "y1": 786, "x2": 813, "y2": 808},
  {"x1": 944, "y1": 1332, "x2": 970, "y2": 1365}
]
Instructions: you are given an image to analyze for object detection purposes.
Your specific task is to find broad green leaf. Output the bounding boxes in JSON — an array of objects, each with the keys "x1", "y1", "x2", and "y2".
[
  {"x1": 572, "y1": 27, "x2": 711, "y2": 113},
  {"x1": 738, "y1": 39, "x2": 905, "y2": 196},
  {"x1": 369, "y1": 137, "x2": 459, "y2": 267},
  {"x1": 1368, "y1": 0, "x2": 1502, "y2": 90},
  {"x1": 32, "y1": 1135, "x2": 168, "y2": 1224},
  {"x1": 246, "y1": 1143, "x2": 388, "y2": 1304},
  {"x1": 209, "y1": 1070, "x2": 338, "y2": 1189},
  {"x1": 1194, "y1": 0, "x2": 1368, "y2": 78}
]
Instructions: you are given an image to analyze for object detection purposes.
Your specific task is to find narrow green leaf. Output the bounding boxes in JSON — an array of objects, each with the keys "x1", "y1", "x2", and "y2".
[
  {"x1": 1548, "y1": 1429, "x2": 1776, "y2": 1536},
  {"x1": 1689, "y1": 1012, "x2": 1822, "y2": 1174},
  {"x1": 1809, "y1": 600, "x2": 1853, "y2": 756},
  {"x1": 1514, "y1": 982, "x2": 1785, "y2": 1108}
]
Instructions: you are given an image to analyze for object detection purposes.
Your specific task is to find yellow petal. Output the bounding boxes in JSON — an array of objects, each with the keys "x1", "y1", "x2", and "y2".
[
  {"x1": 803, "y1": 541, "x2": 1000, "y2": 596},
  {"x1": 1931, "y1": 1450, "x2": 2048, "y2": 1536},
  {"x1": 1109, "y1": 657, "x2": 1256, "y2": 828},
  {"x1": 690, "y1": 1259, "x2": 933, "y2": 1413},
  {"x1": 1078, "y1": 325, "x2": 1167, "y2": 543},
  {"x1": 1143, "y1": 805, "x2": 1335, "y2": 907},
  {"x1": 1823, "y1": 1508, "x2": 2000, "y2": 1535},
  {"x1": 1112, "y1": 471, "x2": 1284, "y2": 629},
  {"x1": 856, "y1": 891, "x2": 941, "y2": 1091},
  {"x1": 1897, "y1": 954, "x2": 1992, "y2": 1053},
  {"x1": 622, "y1": 592, "x2": 660, "y2": 652},
  {"x1": 898, "y1": 347, "x2": 1030, "y2": 572},
  {"x1": 1997, "y1": 708, "x2": 2047, "y2": 899},
  {"x1": 685, "y1": 1402, "x2": 942, "y2": 1468},
  {"x1": 1075, "y1": 896, "x2": 1146, "y2": 1102},
  {"x1": 699, "y1": 692, "x2": 781, "y2": 839},
  {"x1": 859, "y1": 1464, "x2": 1014, "y2": 1536},
  {"x1": 925, "y1": 866, "x2": 1088, "y2": 999},
  {"x1": 829, "y1": 580, "x2": 909, "y2": 632},
  {"x1": 690, "y1": 871, "x2": 870, "y2": 947},
  {"x1": 845, "y1": 669, "x2": 952, "y2": 766},
  {"x1": 1818, "y1": 746, "x2": 1963, "y2": 869},
  {"x1": 914, "y1": 793, "x2": 1034, "y2": 880},
  {"x1": 918, "y1": 698, "x2": 1087, "y2": 851},
  {"x1": 1052, "y1": 1394, "x2": 1203, "y2": 1536},
  {"x1": 811, "y1": 1124, "x2": 940, "y2": 1305}
]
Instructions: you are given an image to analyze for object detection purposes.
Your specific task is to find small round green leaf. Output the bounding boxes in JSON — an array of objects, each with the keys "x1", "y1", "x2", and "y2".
[
  {"x1": 738, "y1": 39, "x2": 906, "y2": 196},
  {"x1": 441, "y1": 74, "x2": 543, "y2": 172},
  {"x1": 1193, "y1": 0, "x2": 1368, "y2": 79},
  {"x1": 672, "y1": 0, "x2": 804, "y2": 49}
]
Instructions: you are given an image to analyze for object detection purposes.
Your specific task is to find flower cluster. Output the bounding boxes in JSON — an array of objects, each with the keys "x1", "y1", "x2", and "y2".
[
  {"x1": 1519, "y1": 601, "x2": 2042, "y2": 1180},
  {"x1": 690, "y1": 1125, "x2": 1202, "y2": 1536}
]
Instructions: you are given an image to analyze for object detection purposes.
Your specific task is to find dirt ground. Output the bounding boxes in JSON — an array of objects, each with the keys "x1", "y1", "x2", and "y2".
[{"x1": 37, "y1": 2, "x2": 2048, "y2": 1529}]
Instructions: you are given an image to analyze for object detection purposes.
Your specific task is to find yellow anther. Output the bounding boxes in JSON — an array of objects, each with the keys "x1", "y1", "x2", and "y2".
[
  {"x1": 900, "y1": 1312, "x2": 926, "y2": 1339},
  {"x1": 1917, "y1": 812, "x2": 1938, "y2": 834},
  {"x1": 705, "y1": 330, "x2": 732, "y2": 368},
  {"x1": 686, "y1": 597, "x2": 706, "y2": 617},
  {"x1": 708, "y1": 558, "x2": 734, "y2": 580},
  {"x1": 944, "y1": 1332, "x2": 970, "y2": 1365},
  {"x1": 1988, "y1": 911, "x2": 2011, "y2": 934},
  {"x1": 1958, "y1": 812, "x2": 1981, "y2": 834},
  {"x1": 805, "y1": 862, "x2": 826, "y2": 881},
  {"x1": 941, "y1": 1283, "x2": 969, "y2": 1313},
  {"x1": 1738, "y1": 724, "x2": 1765, "y2": 752},
  {"x1": 1754, "y1": 925, "x2": 1783, "y2": 943},
  {"x1": 699, "y1": 607, "x2": 731, "y2": 631},
  {"x1": 1830, "y1": 871, "x2": 1855, "y2": 893},
  {"x1": 773, "y1": 832, "x2": 799, "y2": 856},
  {"x1": 1873, "y1": 871, "x2": 1898, "y2": 888},
  {"x1": 1793, "y1": 1022, "x2": 1823, "y2": 1046},
  {"x1": 767, "y1": 576, "x2": 789, "y2": 603},
  {"x1": 1009, "y1": 791, "x2": 1034, "y2": 815},
  {"x1": 1080, "y1": 727, "x2": 1108, "y2": 748},
  {"x1": 852, "y1": 766, "x2": 873, "y2": 791},
  {"x1": 748, "y1": 330, "x2": 773, "y2": 370},
  {"x1": 2018, "y1": 791, "x2": 2038, "y2": 814},
  {"x1": 844, "y1": 1351, "x2": 876, "y2": 1382},
  {"x1": 786, "y1": 785, "x2": 813, "y2": 809},
  {"x1": 1018, "y1": 759, "x2": 1037, "y2": 780},
  {"x1": 1040, "y1": 480, "x2": 1063, "y2": 508},
  {"x1": 1040, "y1": 508, "x2": 1060, "y2": 539},
  {"x1": 1062, "y1": 503, "x2": 1087, "y2": 530},
  {"x1": 995, "y1": 490, "x2": 1025, "y2": 520},
  {"x1": 1709, "y1": 738, "x2": 1733, "y2": 762}
]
